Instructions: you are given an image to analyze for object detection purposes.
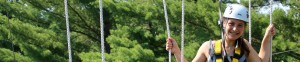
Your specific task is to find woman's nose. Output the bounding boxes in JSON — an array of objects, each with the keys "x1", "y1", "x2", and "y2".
[{"x1": 232, "y1": 25, "x2": 238, "y2": 31}]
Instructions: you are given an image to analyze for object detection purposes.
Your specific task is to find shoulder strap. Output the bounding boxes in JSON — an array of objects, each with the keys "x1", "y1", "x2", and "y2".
[
  {"x1": 233, "y1": 41, "x2": 247, "y2": 62},
  {"x1": 214, "y1": 40, "x2": 222, "y2": 62},
  {"x1": 209, "y1": 40, "x2": 246, "y2": 62},
  {"x1": 214, "y1": 40, "x2": 222, "y2": 55},
  {"x1": 207, "y1": 40, "x2": 223, "y2": 62},
  {"x1": 207, "y1": 40, "x2": 214, "y2": 62}
]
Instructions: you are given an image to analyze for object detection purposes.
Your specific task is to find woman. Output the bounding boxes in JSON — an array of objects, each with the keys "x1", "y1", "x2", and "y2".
[{"x1": 166, "y1": 4, "x2": 276, "y2": 62}]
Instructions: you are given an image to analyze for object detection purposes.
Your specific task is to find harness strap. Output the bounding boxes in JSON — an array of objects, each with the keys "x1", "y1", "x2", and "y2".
[
  {"x1": 239, "y1": 54, "x2": 246, "y2": 62},
  {"x1": 215, "y1": 40, "x2": 222, "y2": 55},
  {"x1": 207, "y1": 40, "x2": 213, "y2": 62},
  {"x1": 215, "y1": 40, "x2": 222, "y2": 62},
  {"x1": 212, "y1": 40, "x2": 245, "y2": 62}
]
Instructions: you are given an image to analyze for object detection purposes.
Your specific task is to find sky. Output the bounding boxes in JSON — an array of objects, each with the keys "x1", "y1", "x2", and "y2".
[
  {"x1": 235, "y1": 0, "x2": 290, "y2": 14},
  {"x1": 258, "y1": 1, "x2": 290, "y2": 15}
]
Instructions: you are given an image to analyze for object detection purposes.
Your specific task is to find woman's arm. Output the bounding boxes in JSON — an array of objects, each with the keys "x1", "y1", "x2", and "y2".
[
  {"x1": 259, "y1": 24, "x2": 276, "y2": 62},
  {"x1": 173, "y1": 50, "x2": 188, "y2": 62},
  {"x1": 246, "y1": 24, "x2": 276, "y2": 62},
  {"x1": 166, "y1": 37, "x2": 188, "y2": 62}
]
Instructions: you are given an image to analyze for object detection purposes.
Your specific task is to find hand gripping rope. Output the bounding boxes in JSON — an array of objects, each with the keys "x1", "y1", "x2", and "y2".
[
  {"x1": 163, "y1": 0, "x2": 185, "y2": 61},
  {"x1": 162, "y1": 0, "x2": 171, "y2": 62}
]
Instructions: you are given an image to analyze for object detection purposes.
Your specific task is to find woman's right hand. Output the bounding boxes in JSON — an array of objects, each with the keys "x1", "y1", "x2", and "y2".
[{"x1": 166, "y1": 37, "x2": 180, "y2": 54}]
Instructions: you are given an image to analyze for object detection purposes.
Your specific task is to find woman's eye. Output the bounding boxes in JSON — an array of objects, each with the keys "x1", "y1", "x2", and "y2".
[
  {"x1": 238, "y1": 24, "x2": 243, "y2": 27},
  {"x1": 228, "y1": 23, "x2": 234, "y2": 26}
]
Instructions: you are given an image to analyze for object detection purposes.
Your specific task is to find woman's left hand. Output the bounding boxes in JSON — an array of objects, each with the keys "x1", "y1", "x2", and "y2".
[{"x1": 265, "y1": 24, "x2": 276, "y2": 37}]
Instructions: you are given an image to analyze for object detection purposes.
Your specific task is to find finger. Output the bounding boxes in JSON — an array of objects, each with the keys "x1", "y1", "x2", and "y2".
[
  {"x1": 167, "y1": 42, "x2": 172, "y2": 46},
  {"x1": 166, "y1": 45, "x2": 171, "y2": 50},
  {"x1": 272, "y1": 27, "x2": 276, "y2": 35},
  {"x1": 272, "y1": 25, "x2": 276, "y2": 32},
  {"x1": 166, "y1": 46, "x2": 172, "y2": 50},
  {"x1": 167, "y1": 38, "x2": 173, "y2": 43},
  {"x1": 168, "y1": 43, "x2": 172, "y2": 46},
  {"x1": 166, "y1": 38, "x2": 169, "y2": 42},
  {"x1": 167, "y1": 46, "x2": 172, "y2": 49},
  {"x1": 166, "y1": 47, "x2": 169, "y2": 50},
  {"x1": 167, "y1": 43, "x2": 172, "y2": 46}
]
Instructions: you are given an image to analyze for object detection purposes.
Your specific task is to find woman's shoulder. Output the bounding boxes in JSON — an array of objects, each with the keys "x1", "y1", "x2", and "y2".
[
  {"x1": 200, "y1": 40, "x2": 221, "y2": 48},
  {"x1": 198, "y1": 40, "x2": 220, "y2": 59},
  {"x1": 202, "y1": 39, "x2": 222, "y2": 45}
]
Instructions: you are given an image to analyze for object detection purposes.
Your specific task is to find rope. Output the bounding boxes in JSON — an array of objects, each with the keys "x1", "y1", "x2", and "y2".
[
  {"x1": 64, "y1": 0, "x2": 72, "y2": 62},
  {"x1": 218, "y1": 0, "x2": 224, "y2": 42},
  {"x1": 218, "y1": 0, "x2": 227, "y2": 59},
  {"x1": 248, "y1": 0, "x2": 251, "y2": 45},
  {"x1": 99, "y1": 0, "x2": 105, "y2": 62},
  {"x1": 181, "y1": 0, "x2": 185, "y2": 62},
  {"x1": 269, "y1": 0, "x2": 273, "y2": 62},
  {"x1": 162, "y1": 0, "x2": 171, "y2": 62},
  {"x1": 218, "y1": 1, "x2": 226, "y2": 58}
]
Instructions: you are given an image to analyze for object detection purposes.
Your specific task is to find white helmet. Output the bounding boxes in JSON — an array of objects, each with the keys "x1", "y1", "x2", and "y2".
[{"x1": 223, "y1": 4, "x2": 248, "y2": 23}]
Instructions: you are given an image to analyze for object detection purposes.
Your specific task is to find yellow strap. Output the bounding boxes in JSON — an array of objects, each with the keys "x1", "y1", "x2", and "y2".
[
  {"x1": 235, "y1": 44, "x2": 241, "y2": 55},
  {"x1": 234, "y1": 42, "x2": 241, "y2": 62},
  {"x1": 216, "y1": 58, "x2": 222, "y2": 62},
  {"x1": 214, "y1": 40, "x2": 242, "y2": 62},
  {"x1": 214, "y1": 40, "x2": 222, "y2": 54},
  {"x1": 233, "y1": 58, "x2": 239, "y2": 62}
]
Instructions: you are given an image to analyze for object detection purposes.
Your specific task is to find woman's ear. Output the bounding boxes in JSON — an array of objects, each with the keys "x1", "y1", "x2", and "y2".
[{"x1": 223, "y1": 19, "x2": 227, "y2": 29}]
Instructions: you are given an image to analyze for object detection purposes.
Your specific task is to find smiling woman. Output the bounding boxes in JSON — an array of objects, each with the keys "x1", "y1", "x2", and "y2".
[{"x1": 166, "y1": 4, "x2": 276, "y2": 62}]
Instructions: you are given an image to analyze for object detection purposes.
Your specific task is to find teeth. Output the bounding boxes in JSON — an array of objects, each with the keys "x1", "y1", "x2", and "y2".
[{"x1": 229, "y1": 32, "x2": 238, "y2": 35}]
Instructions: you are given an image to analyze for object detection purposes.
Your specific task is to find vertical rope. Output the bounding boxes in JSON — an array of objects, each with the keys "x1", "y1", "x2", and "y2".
[
  {"x1": 218, "y1": 0, "x2": 224, "y2": 47},
  {"x1": 218, "y1": 0, "x2": 222, "y2": 25},
  {"x1": 64, "y1": 0, "x2": 72, "y2": 62},
  {"x1": 180, "y1": 0, "x2": 185, "y2": 62},
  {"x1": 269, "y1": 0, "x2": 273, "y2": 62},
  {"x1": 162, "y1": 0, "x2": 171, "y2": 62},
  {"x1": 219, "y1": 0, "x2": 228, "y2": 59},
  {"x1": 249, "y1": 0, "x2": 251, "y2": 44},
  {"x1": 99, "y1": 0, "x2": 105, "y2": 62}
]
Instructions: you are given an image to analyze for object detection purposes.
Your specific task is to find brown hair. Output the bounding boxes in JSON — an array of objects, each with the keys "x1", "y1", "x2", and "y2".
[{"x1": 237, "y1": 37, "x2": 250, "y2": 56}]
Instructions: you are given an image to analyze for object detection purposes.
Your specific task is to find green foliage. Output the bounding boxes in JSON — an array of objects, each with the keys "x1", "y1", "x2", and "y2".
[
  {"x1": 0, "y1": 48, "x2": 32, "y2": 61},
  {"x1": 78, "y1": 52, "x2": 101, "y2": 62}
]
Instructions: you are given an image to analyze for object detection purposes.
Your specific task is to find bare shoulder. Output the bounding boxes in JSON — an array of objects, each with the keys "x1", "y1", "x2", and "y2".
[
  {"x1": 201, "y1": 41, "x2": 213, "y2": 48},
  {"x1": 193, "y1": 40, "x2": 216, "y2": 62},
  {"x1": 200, "y1": 40, "x2": 217, "y2": 56}
]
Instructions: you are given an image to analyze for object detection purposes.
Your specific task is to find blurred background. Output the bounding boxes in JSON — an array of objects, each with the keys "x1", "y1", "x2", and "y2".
[{"x1": 0, "y1": 0, "x2": 299, "y2": 62}]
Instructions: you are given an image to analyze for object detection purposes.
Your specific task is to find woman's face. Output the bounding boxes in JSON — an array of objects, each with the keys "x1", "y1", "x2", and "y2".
[{"x1": 223, "y1": 18, "x2": 246, "y2": 41}]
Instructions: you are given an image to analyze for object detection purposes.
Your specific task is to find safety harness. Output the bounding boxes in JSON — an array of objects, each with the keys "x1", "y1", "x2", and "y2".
[{"x1": 207, "y1": 40, "x2": 247, "y2": 62}]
